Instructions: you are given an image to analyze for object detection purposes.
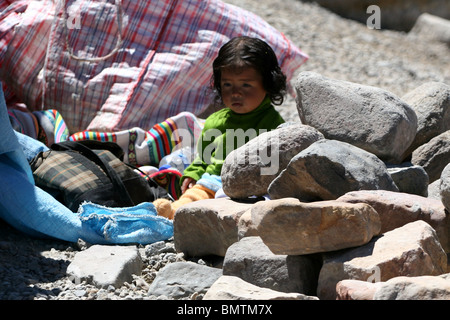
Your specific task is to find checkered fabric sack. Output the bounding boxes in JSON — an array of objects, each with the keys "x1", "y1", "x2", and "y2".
[
  {"x1": 0, "y1": 0, "x2": 308, "y2": 133},
  {"x1": 30, "y1": 140, "x2": 170, "y2": 211}
]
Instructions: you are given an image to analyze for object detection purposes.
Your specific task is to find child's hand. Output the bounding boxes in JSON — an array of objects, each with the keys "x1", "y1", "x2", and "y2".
[{"x1": 181, "y1": 177, "x2": 196, "y2": 194}]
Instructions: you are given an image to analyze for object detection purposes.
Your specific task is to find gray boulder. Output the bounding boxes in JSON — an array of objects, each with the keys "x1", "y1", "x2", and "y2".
[
  {"x1": 66, "y1": 245, "x2": 142, "y2": 289},
  {"x1": 268, "y1": 139, "x2": 399, "y2": 201},
  {"x1": 221, "y1": 123, "x2": 324, "y2": 199},
  {"x1": 401, "y1": 81, "x2": 450, "y2": 160},
  {"x1": 411, "y1": 130, "x2": 450, "y2": 182},
  {"x1": 222, "y1": 236, "x2": 319, "y2": 295},
  {"x1": 295, "y1": 71, "x2": 417, "y2": 164},
  {"x1": 409, "y1": 13, "x2": 450, "y2": 45},
  {"x1": 441, "y1": 163, "x2": 450, "y2": 213},
  {"x1": 203, "y1": 275, "x2": 317, "y2": 300},
  {"x1": 386, "y1": 162, "x2": 429, "y2": 196},
  {"x1": 147, "y1": 262, "x2": 222, "y2": 299}
]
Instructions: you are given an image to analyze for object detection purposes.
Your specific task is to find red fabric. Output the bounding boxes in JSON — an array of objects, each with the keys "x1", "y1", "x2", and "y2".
[{"x1": 0, "y1": 0, "x2": 308, "y2": 132}]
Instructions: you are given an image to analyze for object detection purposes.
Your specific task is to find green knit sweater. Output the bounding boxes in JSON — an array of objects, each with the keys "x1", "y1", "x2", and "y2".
[{"x1": 182, "y1": 97, "x2": 285, "y2": 183}]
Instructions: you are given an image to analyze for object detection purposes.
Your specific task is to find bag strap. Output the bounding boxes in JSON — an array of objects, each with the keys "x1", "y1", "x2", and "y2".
[
  {"x1": 126, "y1": 162, "x2": 174, "y2": 202},
  {"x1": 51, "y1": 141, "x2": 135, "y2": 207}
]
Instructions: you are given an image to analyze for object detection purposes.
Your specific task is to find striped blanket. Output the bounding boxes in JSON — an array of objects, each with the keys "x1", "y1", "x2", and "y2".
[
  {"x1": 9, "y1": 106, "x2": 203, "y2": 199},
  {"x1": 9, "y1": 106, "x2": 204, "y2": 166},
  {"x1": 0, "y1": 0, "x2": 308, "y2": 133}
]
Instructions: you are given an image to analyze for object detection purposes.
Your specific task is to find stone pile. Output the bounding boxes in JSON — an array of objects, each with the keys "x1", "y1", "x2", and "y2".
[
  {"x1": 172, "y1": 72, "x2": 450, "y2": 300},
  {"x1": 65, "y1": 72, "x2": 450, "y2": 300}
]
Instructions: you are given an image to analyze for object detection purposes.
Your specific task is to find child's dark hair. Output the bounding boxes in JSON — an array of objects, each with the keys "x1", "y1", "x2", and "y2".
[{"x1": 211, "y1": 36, "x2": 287, "y2": 106}]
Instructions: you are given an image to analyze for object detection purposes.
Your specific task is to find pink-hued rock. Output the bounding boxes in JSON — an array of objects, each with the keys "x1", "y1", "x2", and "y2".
[
  {"x1": 318, "y1": 220, "x2": 447, "y2": 300},
  {"x1": 249, "y1": 198, "x2": 381, "y2": 255},
  {"x1": 337, "y1": 190, "x2": 449, "y2": 252}
]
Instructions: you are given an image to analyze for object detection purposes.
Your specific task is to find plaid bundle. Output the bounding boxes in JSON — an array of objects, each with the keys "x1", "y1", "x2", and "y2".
[
  {"x1": 30, "y1": 142, "x2": 171, "y2": 211},
  {"x1": 0, "y1": 0, "x2": 308, "y2": 133},
  {"x1": 31, "y1": 149, "x2": 128, "y2": 195}
]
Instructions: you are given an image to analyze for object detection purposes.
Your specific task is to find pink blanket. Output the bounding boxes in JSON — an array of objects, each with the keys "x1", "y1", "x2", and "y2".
[{"x1": 0, "y1": 0, "x2": 308, "y2": 133}]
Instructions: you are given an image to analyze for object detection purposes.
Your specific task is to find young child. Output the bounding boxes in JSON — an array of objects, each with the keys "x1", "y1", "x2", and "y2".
[{"x1": 154, "y1": 36, "x2": 286, "y2": 219}]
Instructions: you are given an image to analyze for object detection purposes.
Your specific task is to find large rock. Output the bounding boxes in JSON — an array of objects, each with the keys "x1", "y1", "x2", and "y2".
[
  {"x1": 335, "y1": 279, "x2": 383, "y2": 300},
  {"x1": 317, "y1": 220, "x2": 447, "y2": 300},
  {"x1": 66, "y1": 245, "x2": 142, "y2": 289},
  {"x1": 268, "y1": 139, "x2": 399, "y2": 201},
  {"x1": 441, "y1": 163, "x2": 450, "y2": 213},
  {"x1": 373, "y1": 274, "x2": 450, "y2": 300},
  {"x1": 221, "y1": 123, "x2": 324, "y2": 199},
  {"x1": 337, "y1": 273, "x2": 450, "y2": 300},
  {"x1": 428, "y1": 179, "x2": 442, "y2": 201},
  {"x1": 295, "y1": 72, "x2": 417, "y2": 164},
  {"x1": 147, "y1": 262, "x2": 222, "y2": 299},
  {"x1": 411, "y1": 130, "x2": 450, "y2": 182},
  {"x1": 237, "y1": 208, "x2": 259, "y2": 239},
  {"x1": 250, "y1": 198, "x2": 381, "y2": 255},
  {"x1": 337, "y1": 190, "x2": 450, "y2": 252},
  {"x1": 409, "y1": 13, "x2": 450, "y2": 45},
  {"x1": 401, "y1": 82, "x2": 450, "y2": 160},
  {"x1": 222, "y1": 236, "x2": 320, "y2": 295},
  {"x1": 173, "y1": 198, "x2": 254, "y2": 257},
  {"x1": 386, "y1": 162, "x2": 429, "y2": 196},
  {"x1": 203, "y1": 275, "x2": 318, "y2": 300}
]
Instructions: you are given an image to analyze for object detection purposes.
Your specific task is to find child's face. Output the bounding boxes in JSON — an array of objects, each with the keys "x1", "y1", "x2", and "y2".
[{"x1": 220, "y1": 67, "x2": 267, "y2": 114}]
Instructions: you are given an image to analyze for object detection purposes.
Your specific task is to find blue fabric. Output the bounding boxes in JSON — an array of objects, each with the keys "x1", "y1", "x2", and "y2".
[
  {"x1": 0, "y1": 84, "x2": 173, "y2": 244},
  {"x1": 15, "y1": 129, "x2": 50, "y2": 162},
  {"x1": 196, "y1": 173, "x2": 222, "y2": 193},
  {"x1": 79, "y1": 202, "x2": 174, "y2": 244}
]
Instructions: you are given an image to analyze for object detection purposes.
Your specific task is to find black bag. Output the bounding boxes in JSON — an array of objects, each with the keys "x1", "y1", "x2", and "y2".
[{"x1": 30, "y1": 140, "x2": 172, "y2": 211}]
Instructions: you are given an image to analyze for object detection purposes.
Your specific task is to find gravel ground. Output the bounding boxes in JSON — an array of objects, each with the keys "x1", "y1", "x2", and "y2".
[
  {"x1": 0, "y1": 219, "x2": 202, "y2": 300},
  {"x1": 0, "y1": 0, "x2": 449, "y2": 300}
]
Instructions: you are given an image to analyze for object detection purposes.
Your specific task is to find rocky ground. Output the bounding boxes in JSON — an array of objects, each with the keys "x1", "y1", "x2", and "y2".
[
  {"x1": 239, "y1": 0, "x2": 450, "y2": 122},
  {"x1": 0, "y1": 0, "x2": 449, "y2": 301}
]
